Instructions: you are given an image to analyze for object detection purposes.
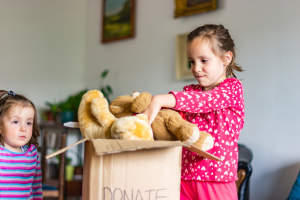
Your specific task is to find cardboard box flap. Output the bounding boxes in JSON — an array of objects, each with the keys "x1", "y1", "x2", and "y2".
[
  {"x1": 46, "y1": 138, "x2": 223, "y2": 161},
  {"x1": 91, "y1": 139, "x2": 189, "y2": 156},
  {"x1": 183, "y1": 142, "x2": 223, "y2": 161}
]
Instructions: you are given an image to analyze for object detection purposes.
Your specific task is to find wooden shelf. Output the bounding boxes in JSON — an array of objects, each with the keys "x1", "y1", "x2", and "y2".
[{"x1": 66, "y1": 180, "x2": 82, "y2": 197}]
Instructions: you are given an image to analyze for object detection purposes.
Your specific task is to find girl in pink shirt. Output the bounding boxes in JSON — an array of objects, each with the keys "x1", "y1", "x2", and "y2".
[{"x1": 143, "y1": 24, "x2": 244, "y2": 200}]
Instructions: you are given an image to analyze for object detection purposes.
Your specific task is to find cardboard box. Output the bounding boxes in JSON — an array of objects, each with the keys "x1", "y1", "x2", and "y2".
[
  {"x1": 47, "y1": 123, "x2": 222, "y2": 200},
  {"x1": 83, "y1": 139, "x2": 185, "y2": 200}
]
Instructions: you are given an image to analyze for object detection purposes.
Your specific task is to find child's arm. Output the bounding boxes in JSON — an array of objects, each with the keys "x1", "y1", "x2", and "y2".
[
  {"x1": 143, "y1": 94, "x2": 176, "y2": 125},
  {"x1": 32, "y1": 153, "x2": 43, "y2": 200},
  {"x1": 170, "y1": 79, "x2": 244, "y2": 116}
]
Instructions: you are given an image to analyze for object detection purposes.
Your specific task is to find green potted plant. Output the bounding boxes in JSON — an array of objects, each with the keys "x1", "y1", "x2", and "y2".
[
  {"x1": 59, "y1": 97, "x2": 75, "y2": 124},
  {"x1": 43, "y1": 101, "x2": 60, "y2": 122},
  {"x1": 59, "y1": 89, "x2": 88, "y2": 124}
]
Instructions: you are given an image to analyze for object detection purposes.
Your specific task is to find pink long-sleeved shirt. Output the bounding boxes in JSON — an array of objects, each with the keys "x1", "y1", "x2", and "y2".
[{"x1": 169, "y1": 78, "x2": 245, "y2": 182}]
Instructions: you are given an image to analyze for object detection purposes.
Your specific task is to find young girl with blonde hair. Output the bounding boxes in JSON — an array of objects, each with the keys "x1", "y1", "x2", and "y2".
[
  {"x1": 0, "y1": 90, "x2": 42, "y2": 200},
  {"x1": 143, "y1": 24, "x2": 244, "y2": 200}
]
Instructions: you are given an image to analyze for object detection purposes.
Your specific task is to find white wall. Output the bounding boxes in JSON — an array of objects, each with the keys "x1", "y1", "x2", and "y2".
[
  {"x1": 85, "y1": 0, "x2": 300, "y2": 199},
  {"x1": 0, "y1": 0, "x2": 87, "y2": 166},
  {"x1": 0, "y1": 0, "x2": 87, "y2": 110}
]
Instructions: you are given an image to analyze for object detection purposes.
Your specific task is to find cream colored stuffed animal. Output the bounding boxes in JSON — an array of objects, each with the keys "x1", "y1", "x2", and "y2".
[
  {"x1": 78, "y1": 90, "x2": 153, "y2": 141},
  {"x1": 111, "y1": 114, "x2": 153, "y2": 141}
]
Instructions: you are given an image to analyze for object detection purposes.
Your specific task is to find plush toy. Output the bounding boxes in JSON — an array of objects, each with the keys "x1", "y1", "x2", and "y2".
[
  {"x1": 78, "y1": 90, "x2": 213, "y2": 151},
  {"x1": 78, "y1": 90, "x2": 153, "y2": 141},
  {"x1": 78, "y1": 90, "x2": 115, "y2": 139},
  {"x1": 109, "y1": 92, "x2": 214, "y2": 151}
]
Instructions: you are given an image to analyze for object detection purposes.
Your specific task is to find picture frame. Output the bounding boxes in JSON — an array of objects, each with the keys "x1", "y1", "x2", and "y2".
[
  {"x1": 176, "y1": 33, "x2": 194, "y2": 80},
  {"x1": 101, "y1": 0, "x2": 135, "y2": 43},
  {"x1": 174, "y1": 0, "x2": 217, "y2": 18}
]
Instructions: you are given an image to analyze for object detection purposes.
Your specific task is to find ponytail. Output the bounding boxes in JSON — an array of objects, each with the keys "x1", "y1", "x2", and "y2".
[{"x1": 226, "y1": 48, "x2": 243, "y2": 78}]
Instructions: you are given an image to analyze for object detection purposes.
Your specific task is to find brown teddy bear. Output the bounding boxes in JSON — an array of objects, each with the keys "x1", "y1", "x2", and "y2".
[{"x1": 110, "y1": 92, "x2": 214, "y2": 151}]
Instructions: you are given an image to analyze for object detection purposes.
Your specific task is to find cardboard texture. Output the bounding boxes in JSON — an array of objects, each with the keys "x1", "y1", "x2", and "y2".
[{"x1": 83, "y1": 140, "x2": 186, "y2": 200}]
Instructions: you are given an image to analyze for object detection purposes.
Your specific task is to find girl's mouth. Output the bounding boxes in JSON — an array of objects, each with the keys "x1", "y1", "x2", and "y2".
[{"x1": 19, "y1": 136, "x2": 26, "y2": 139}]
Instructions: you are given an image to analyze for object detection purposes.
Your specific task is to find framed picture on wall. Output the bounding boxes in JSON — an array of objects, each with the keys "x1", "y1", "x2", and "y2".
[
  {"x1": 101, "y1": 0, "x2": 135, "y2": 43},
  {"x1": 174, "y1": 0, "x2": 217, "y2": 18},
  {"x1": 176, "y1": 33, "x2": 194, "y2": 80}
]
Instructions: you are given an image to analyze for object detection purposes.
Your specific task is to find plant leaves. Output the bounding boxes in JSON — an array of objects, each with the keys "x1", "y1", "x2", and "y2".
[
  {"x1": 45, "y1": 102, "x2": 52, "y2": 107},
  {"x1": 101, "y1": 88, "x2": 108, "y2": 97},
  {"x1": 101, "y1": 70, "x2": 109, "y2": 78},
  {"x1": 106, "y1": 85, "x2": 113, "y2": 94}
]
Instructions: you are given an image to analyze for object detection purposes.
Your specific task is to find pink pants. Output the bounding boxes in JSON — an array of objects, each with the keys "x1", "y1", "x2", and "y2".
[{"x1": 180, "y1": 180, "x2": 238, "y2": 200}]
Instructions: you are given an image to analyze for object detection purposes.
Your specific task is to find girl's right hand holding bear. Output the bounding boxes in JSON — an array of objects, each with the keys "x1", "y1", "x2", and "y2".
[{"x1": 143, "y1": 94, "x2": 176, "y2": 125}]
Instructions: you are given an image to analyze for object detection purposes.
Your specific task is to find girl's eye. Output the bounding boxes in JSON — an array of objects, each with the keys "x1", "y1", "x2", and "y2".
[
  {"x1": 189, "y1": 60, "x2": 195, "y2": 64},
  {"x1": 12, "y1": 121, "x2": 18, "y2": 124},
  {"x1": 202, "y1": 59, "x2": 208, "y2": 63},
  {"x1": 27, "y1": 122, "x2": 32, "y2": 126}
]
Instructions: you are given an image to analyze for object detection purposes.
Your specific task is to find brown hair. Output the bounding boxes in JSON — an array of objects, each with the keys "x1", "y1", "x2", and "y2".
[
  {"x1": 0, "y1": 90, "x2": 39, "y2": 147},
  {"x1": 187, "y1": 24, "x2": 243, "y2": 78}
]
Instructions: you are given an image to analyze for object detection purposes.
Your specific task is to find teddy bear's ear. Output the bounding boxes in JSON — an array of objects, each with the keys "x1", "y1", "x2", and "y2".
[{"x1": 131, "y1": 92, "x2": 152, "y2": 113}]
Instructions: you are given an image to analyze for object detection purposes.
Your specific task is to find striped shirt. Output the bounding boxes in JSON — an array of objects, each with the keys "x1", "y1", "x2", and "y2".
[{"x1": 0, "y1": 144, "x2": 43, "y2": 200}]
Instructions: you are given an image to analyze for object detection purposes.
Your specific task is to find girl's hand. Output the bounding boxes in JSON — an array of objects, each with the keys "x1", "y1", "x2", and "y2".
[
  {"x1": 142, "y1": 94, "x2": 176, "y2": 125},
  {"x1": 142, "y1": 96, "x2": 161, "y2": 125}
]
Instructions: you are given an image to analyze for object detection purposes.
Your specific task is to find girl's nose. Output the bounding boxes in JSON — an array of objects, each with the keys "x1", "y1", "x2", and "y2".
[
  {"x1": 20, "y1": 124, "x2": 27, "y2": 132},
  {"x1": 193, "y1": 63, "x2": 202, "y2": 72}
]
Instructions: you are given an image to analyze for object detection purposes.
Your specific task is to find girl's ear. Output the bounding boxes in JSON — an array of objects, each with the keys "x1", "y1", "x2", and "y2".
[{"x1": 223, "y1": 51, "x2": 233, "y2": 66}]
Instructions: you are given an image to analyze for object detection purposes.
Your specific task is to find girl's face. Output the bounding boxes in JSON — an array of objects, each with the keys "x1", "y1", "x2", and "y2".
[
  {"x1": 187, "y1": 37, "x2": 231, "y2": 91},
  {"x1": 0, "y1": 105, "x2": 34, "y2": 152}
]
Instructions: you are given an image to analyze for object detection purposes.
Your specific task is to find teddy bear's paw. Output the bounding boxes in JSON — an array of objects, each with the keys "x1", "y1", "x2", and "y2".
[
  {"x1": 91, "y1": 97, "x2": 116, "y2": 128},
  {"x1": 152, "y1": 115, "x2": 178, "y2": 141},
  {"x1": 177, "y1": 124, "x2": 200, "y2": 144},
  {"x1": 131, "y1": 92, "x2": 152, "y2": 113},
  {"x1": 111, "y1": 116, "x2": 154, "y2": 141},
  {"x1": 136, "y1": 113, "x2": 178, "y2": 140},
  {"x1": 192, "y1": 131, "x2": 214, "y2": 151}
]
